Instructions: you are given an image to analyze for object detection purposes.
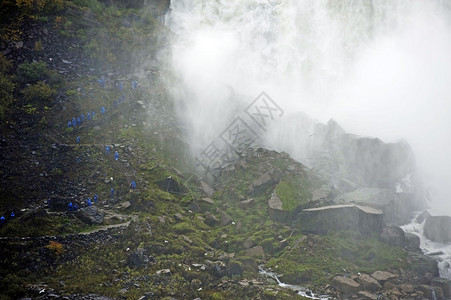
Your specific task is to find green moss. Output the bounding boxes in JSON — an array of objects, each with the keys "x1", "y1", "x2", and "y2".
[
  {"x1": 173, "y1": 221, "x2": 193, "y2": 234},
  {"x1": 275, "y1": 176, "x2": 312, "y2": 211},
  {"x1": 266, "y1": 232, "x2": 408, "y2": 286}
]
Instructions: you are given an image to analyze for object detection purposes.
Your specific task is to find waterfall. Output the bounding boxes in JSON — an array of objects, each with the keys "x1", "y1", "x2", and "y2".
[
  {"x1": 432, "y1": 288, "x2": 437, "y2": 300},
  {"x1": 402, "y1": 214, "x2": 451, "y2": 280},
  {"x1": 166, "y1": 0, "x2": 451, "y2": 214}
]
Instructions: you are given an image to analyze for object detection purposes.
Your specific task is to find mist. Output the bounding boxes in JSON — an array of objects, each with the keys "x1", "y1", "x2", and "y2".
[{"x1": 166, "y1": 0, "x2": 451, "y2": 215}]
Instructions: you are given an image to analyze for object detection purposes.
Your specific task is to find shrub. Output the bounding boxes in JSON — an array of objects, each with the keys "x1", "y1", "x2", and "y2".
[
  {"x1": 0, "y1": 74, "x2": 16, "y2": 120},
  {"x1": 0, "y1": 54, "x2": 13, "y2": 73},
  {"x1": 34, "y1": 40, "x2": 43, "y2": 51},
  {"x1": 21, "y1": 81, "x2": 56, "y2": 103},
  {"x1": 17, "y1": 61, "x2": 48, "y2": 84},
  {"x1": 46, "y1": 240, "x2": 64, "y2": 255},
  {"x1": 45, "y1": 69, "x2": 65, "y2": 86}
]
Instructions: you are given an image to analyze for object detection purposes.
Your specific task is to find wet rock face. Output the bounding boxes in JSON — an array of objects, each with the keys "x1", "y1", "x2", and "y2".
[
  {"x1": 380, "y1": 226, "x2": 406, "y2": 247},
  {"x1": 298, "y1": 205, "x2": 383, "y2": 235},
  {"x1": 424, "y1": 216, "x2": 451, "y2": 243}
]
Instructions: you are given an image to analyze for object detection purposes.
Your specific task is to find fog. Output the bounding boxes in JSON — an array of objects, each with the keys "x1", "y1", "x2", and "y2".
[{"x1": 166, "y1": 0, "x2": 451, "y2": 214}]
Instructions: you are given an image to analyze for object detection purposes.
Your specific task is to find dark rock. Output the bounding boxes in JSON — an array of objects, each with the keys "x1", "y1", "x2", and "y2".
[
  {"x1": 418, "y1": 285, "x2": 444, "y2": 299},
  {"x1": 432, "y1": 277, "x2": 451, "y2": 297},
  {"x1": 48, "y1": 196, "x2": 71, "y2": 211},
  {"x1": 219, "y1": 211, "x2": 232, "y2": 226},
  {"x1": 334, "y1": 187, "x2": 411, "y2": 225},
  {"x1": 248, "y1": 172, "x2": 274, "y2": 196},
  {"x1": 424, "y1": 215, "x2": 451, "y2": 242},
  {"x1": 188, "y1": 202, "x2": 201, "y2": 212},
  {"x1": 22, "y1": 207, "x2": 49, "y2": 221},
  {"x1": 127, "y1": 248, "x2": 154, "y2": 268},
  {"x1": 409, "y1": 253, "x2": 439, "y2": 276},
  {"x1": 227, "y1": 261, "x2": 243, "y2": 276},
  {"x1": 77, "y1": 206, "x2": 104, "y2": 225},
  {"x1": 238, "y1": 198, "x2": 255, "y2": 210},
  {"x1": 298, "y1": 204, "x2": 383, "y2": 235},
  {"x1": 416, "y1": 210, "x2": 430, "y2": 224},
  {"x1": 404, "y1": 232, "x2": 421, "y2": 251},
  {"x1": 423, "y1": 272, "x2": 434, "y2": 284},
  {"x1": 205, "y1": 212, "x2": 218, "y2": 226},
  {"x1": 380, "y1": 225, "x2": 405, "y2": 247},
  {"x1": 158, "y1": 176, "x2": 186, "y2": 193},
  {"x1": 206, "y1": 260, "x2": 226, "y2": 277}
]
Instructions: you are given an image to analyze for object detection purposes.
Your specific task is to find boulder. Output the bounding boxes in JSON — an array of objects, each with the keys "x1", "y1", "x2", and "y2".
[
  {"x1": 77, "y1": 206, "x2": 104, "y2": 225},
  {"x1": 205, "y1": 212, "x2": 218, "y2": 226},
  {"x1": 418, "y1": 285, "x2": 444, "y2": 299},
  {"x1": 245, "y1": 246, "x2": 265, "y2": 259},
  {"x1": 48, "y1": 196, "x2": 71, "y2": 211},
  {"x1": 400, "y1": 284, "x2": 414, "y2": 293},
  {"x1": 155, "y1": 269, "x2": 171, "y2": 276},
  {"x1": 127, "y1": 248, "x2": 154, "y2": 268},
  {"x1": 432, "y1": 277, "x2": 451, "y2": 297},
  {"x1": 220, "y1": 211, "x2": 232, "y2": 226},
  {"x1": 409, "y1": 253, "x2": 439, "y2": 276},
  {"x1": 357, "y1": 291, "x2": 378, "y2": 300},
  {"x1": 404, "y1": 232, "x2": 421, "y2": 251},
  {"x1": 22, "y1": 207, "x2": 48, "y2": 222},
  {"x1": 119, "y1": 201, "x2": 131, "y2": 210},
  {"x1": 380, "y1": 226, "x2": 405, "y2": 247},
  {"x1": 268, "y1": 192, "x2": 283, "y2": 210},
  {"x1": 423, "y1": 272, "x2": 434, "y2": 285},
  {"x1": 200, "y1": 180, "x2": 215, "y2": 196},
  {"x1": 226, "y1": 261, "x2": 243, "y2": 276},
  {"x1": 331, "y1": 276, "x2": 360, "y2": 294},
  {"x1": 334, "y1": 187, "x2": 411, "y2": 225},
  {"x1": 424, "y1": 216, "x2": 451, "y2": 243},
  {"x1": 248, "y1": 172, "x2": 274, "y2": 195},
  {"x1": 243, "y1": 237, "x2": 254, "y2": 249},
  {"x1": 298, "y1": 204, "x2": 383, "y2": 235},
  {"x1": 371, "y1": 271, "x2": 396, "y2": 282},
  {"x1": 201, "y1": 197, "x2": 214, "y2": 205},
  {"x1": 355, "y1": 274, "x2": 382, "y2": 291},
  {"x1": 188, "y1": 202, "x2": 201, "y2": 212},
  {"x1": 238, "y1": 198, "x2": 255, "y2": 210}
]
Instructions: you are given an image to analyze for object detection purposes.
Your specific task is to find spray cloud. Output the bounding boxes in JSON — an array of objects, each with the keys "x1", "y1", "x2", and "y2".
[{"x1": 166, "y1": 0, "x2": 451, "y2": 214}]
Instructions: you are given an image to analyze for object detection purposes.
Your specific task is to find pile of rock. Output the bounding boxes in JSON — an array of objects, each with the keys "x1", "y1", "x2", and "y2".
[{"x1": 331, "y1": 270, "x2": 451, "y2": 299}]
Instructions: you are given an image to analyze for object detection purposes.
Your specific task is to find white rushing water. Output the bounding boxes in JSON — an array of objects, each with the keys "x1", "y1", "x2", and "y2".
[
  {"x1": 166, "y1": 1, "x2": 451, "y2": 212},
  {"x1": 402, "y1": 214, "x2": 451, "y2": 280},
  {"x1": 258, "y1": 265, "x2": 330, "y2": 299}
]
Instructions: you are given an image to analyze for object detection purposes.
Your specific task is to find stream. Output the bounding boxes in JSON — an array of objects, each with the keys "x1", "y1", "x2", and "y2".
[{"x1": 258, "y1": 265, "x2": 330, "y2": 299}]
